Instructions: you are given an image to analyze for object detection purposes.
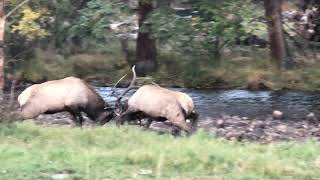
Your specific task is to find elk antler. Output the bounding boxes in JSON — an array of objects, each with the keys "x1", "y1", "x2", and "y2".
[
  {"x1": 114, "y1": 65, "x2": 136, "y2": 114},
  {"x1": 117, "y1": 65, "x2": 136, "y2": 101},
  {"x1": 111, "y1": 74, "x2": 127, "y2": 97}
]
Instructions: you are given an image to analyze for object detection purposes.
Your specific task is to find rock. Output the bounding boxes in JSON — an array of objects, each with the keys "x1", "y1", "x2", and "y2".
[
  {"x1": 247, "y1": 127, "x2": 254, "y2": 132},
  {"x1": 273, "y1": 110, "x2": 284, "y2": 119},
  {"x1": 306, "y1": 112, "x2": 318, "y2": 123},
  {"x1": 251, "y1": 121, "x2": 266, "y2": 129},
  {"x1": 232, "y1": 116, "x2": 241, "y2": 120},
  {"x1": 225, "y1": 127, "x2": 234, "y2": 131},
  {"x1": 252, "y1": 128, "x2": 264, "y2": 137},
  {"x1": 221, "y1": 114, "x2": 231, "y2": 119},
  {"x1": 236, "y1": 120, "x2": 249, "y2": 127},
  {"x1": 51, "y1": 173, "x2": 69, "y2": 180},
  {"x1": 276, "y1": 125, "x2": 287, "y2": 132},
  {"x1": 209, "y1": 127, "x2": 218, "y2": 132},
  {"x1": 138, "y1": 169, "x2": 153, "y2": 175},
  {"x1": 230, "y1": 137, "x2": 238, "y2": 141},
  {"x1": 311, "y1": 128, "x2": 320, "y2": 136},
  {"x1": 216, "y1": 119, "x2": 225, "y2": 128},
  {"x1": 266, "y1": 136, "x2": 274, "y2": 143},
  {"x1": 225, "y1": 132, "x2": 236, "y2": 139}
]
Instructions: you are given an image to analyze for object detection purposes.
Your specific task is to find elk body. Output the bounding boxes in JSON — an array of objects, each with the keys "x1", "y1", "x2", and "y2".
[
  {"x1": 18, "y1": 77, "x2": 114, "y2": 126},
  {"x1": 116, "y1": 67, "x2": 198, "y2": 134}
]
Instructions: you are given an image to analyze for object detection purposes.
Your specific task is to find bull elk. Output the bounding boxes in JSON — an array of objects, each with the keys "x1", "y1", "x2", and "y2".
[
  {"x1": 17, "y1": 77, "x2": 115, "y2": 126},
  {"x1": 115, "y1": 67, "x2": 198, "y2": 134}
]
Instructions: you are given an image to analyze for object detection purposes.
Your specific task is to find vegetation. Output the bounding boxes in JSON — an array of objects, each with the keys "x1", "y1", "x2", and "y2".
[
  {"x1": 0, "y1": 0, "x2": 318, "y2": 91},
  {"x1": 16, "y1": 49, "x2": 320, "y2": 91},
  {"x1": 0, "y1": 121, "x2": 319, "y2": 180}
]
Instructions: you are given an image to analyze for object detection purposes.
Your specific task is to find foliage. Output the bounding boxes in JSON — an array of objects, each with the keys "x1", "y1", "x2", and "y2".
[
  {"x1": 11, "y1": 6, "x2": 50, "y2": 41},
  {"x1": 67, "y1": 0, "x2": 133, "y2": 53},
  {"x1": 0, "y1": 122, "x2": 320, "y2": 179},
  {"x1": 3, "y1": 0, "x2": 319, "y2": 90},
  {"x1": 148, "y1": 0, "x2": 266, "y2": 62}
]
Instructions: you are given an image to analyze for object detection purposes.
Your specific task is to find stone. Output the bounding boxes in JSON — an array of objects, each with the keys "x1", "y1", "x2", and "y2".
[
  {"x1": 232, "y1": 116, "x2": 241, "y2": 120},
  {"x1": 276, "y1": 125, "x2": 287, "y2": 132},
  {"x1": 311, "y1": 128, "x2": 320, "y2": 136},
  {"x1": 221, "y1": 114, "x2": 231, "y2": 119},
  {"x1": 216, "y1": 119, "x2": 225, "y2": 128},
  {"x1": 247, "y1": 127, "x2": 254, "y2": 132},
  {"x1": 237, "y1": 121, "x2": 249, "y2": 127},
  {"x1": 306, "y1": 112, "x2": 318, "y2": 123},
  {"x1": 273, "y1": 110, "x2": 284, "y2": 119},
  {"x1": 251, "y1": 121, "x2": 266, "y2": 129},
  {"x1": 51, "y1": 174, "x2": 69, "y2": 180}
]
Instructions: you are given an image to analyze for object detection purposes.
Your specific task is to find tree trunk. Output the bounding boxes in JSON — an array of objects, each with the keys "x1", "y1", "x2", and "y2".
[
  {"x1": 0, "y1": 0, "x2": 5, "y2": 100},
  {"x1": 264, "y1": 0, "x2": 292, "y2": 69},
  {"x1": 135, "y1": 0, "x2": 157, "y2": 76}
]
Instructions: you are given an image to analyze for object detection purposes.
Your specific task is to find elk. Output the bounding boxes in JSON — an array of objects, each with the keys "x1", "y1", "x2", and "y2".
[
  {"x1": 17, "y1": 77, "x2": 115, "y2": 126},
  {"x1": 115, "y1": 67, "x2": 198, "y2": 134}
]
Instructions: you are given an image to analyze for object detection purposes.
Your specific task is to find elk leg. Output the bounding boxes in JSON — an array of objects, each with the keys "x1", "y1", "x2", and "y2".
[
  {"x1": 144, "y1": 118, "x2": 153, "y2": 129},
  {"x1": 77, "y1": 112, "x2": 84, "y2": 126},
  {"x1": 187, "y1": 111, "x2": 199, "y2": 130},
  {"x1": 68, "y1": 109, "x2": 83, "y2": 127},
  {"x1": 171, "y1": 126, "x2": 182, "y2": 136},
  {"x1": 116, "y1": 110, "x2": 131, "y2": 127},
  {"x1": 168, "y1": 116, "x2": 192, "y2": 135},
  {"x1": 98, "y1": 111, "x2": 114, "y2": 125},
  {"x1": 68, "y1": 111, "x2": 78, "y2": 125},
  {"x1": 126, "y1": 112, "x2": 141, "y2": 125}
]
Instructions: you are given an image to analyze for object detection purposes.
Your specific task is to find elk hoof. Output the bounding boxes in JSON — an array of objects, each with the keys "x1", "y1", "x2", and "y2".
[{"x1": 171, "y1": 128, "x2": 181, "y2": 136}]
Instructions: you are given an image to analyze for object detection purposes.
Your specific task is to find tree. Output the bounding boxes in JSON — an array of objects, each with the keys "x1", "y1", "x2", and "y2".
[
  {"x1": 135, "y1": 0, "x2": 157, "y2": 76},
  {"x1": 264, "y1": 0, "x2": 292, "y2": 69},
  {"x1": 149, "y1": 0, "x2": 264, "y2": 64},
  {"x1": 0, "y1": 0, "x2": 48, "y2": 100},
  {"x1": 0, "y1": 0, "x2": 5, "y2": 99}
]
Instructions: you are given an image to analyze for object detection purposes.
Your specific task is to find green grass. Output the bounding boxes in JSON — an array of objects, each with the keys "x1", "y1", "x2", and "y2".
[
  {"x1": 0, "y1": 122, "x2": 320, "y2": 180},
  {"x1": 15, "y1": 49, "x2": 129, "y2": 85}
]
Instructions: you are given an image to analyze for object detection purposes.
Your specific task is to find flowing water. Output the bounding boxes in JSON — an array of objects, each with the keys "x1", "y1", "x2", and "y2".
[{"x1": 95, "y1": 87, "x2": 320, "y2": 120}]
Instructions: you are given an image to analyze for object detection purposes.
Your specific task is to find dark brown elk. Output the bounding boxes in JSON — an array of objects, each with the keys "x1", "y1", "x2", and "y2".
[
  {"x1": 18, "y1": 77, "x2": 114, "y2": 126},
  {"x1": 115, "y1": 67, "x2": 198, "y2": 134}
]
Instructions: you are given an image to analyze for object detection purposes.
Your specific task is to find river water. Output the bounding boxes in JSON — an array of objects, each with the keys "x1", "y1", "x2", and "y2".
[{"x1": 95, "y1": 87, "x2": 320, "y2": 120}]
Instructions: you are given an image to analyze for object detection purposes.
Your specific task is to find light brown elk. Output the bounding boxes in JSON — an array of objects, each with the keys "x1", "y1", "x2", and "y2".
[
  {"x1": 115, "y1": 67, "x2": 198, "y2": 134},
  {"x1": 18, "y1": 77, "x2": 114, "y2": 126}
]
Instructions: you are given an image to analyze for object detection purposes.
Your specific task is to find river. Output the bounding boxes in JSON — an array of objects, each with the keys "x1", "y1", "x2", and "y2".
[{"x1": 95, "y1": 87, "x2": 320, "y2": 120}]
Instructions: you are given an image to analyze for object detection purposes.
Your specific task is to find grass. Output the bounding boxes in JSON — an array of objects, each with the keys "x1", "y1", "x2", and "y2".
[
  {"x1": 14, "y1": 48, "x2": 320, "y2": 91},
  {"x1": 0, "y1": 121, "x2": 320, "y2": 179},
  {"x1": 15, "y1": 49, "x2": 130, "y2": 85}
]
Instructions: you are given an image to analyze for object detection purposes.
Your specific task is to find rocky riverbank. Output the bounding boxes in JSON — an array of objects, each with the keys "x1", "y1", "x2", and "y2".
[
  {"x1": 2, "y1": 90, "x2": 320, "y2": 143},
  {"x1": 18, "y1": 111, "x2": 319, "y2": 143}
]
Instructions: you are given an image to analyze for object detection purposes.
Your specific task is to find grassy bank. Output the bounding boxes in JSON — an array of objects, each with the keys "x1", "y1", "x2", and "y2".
[
  {"x1": 14, "y1": 49, "x2": 320, "y2": 91},
  {"x1": 0, "y1": 122, "x2": 320, "y2": 179}
]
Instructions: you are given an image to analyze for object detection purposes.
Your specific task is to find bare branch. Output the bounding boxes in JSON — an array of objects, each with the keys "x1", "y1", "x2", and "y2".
[{"x1": 6, "y1": 0, "x2": 31, "y2": 18}]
